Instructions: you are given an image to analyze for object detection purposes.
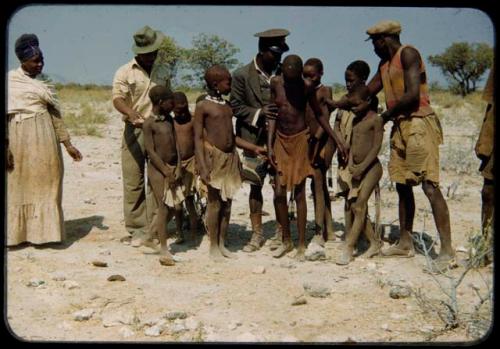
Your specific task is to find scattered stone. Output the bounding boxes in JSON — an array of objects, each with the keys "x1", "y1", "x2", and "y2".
[
  {"x1": 119, "y1": 326, "x2": 135, "y2": 338},
  {"x1": 185, "y1": 318, "x2": 200, "y2": 331},
  {"x1": 170, "y1": 319, "x2": 188, "y2": 334},
  {"x1": 289, "y1": 321, "x2": 297, "y2": 327},
  {"x1": 303, "y1": 282, "x2": 331, "y2": 298},
  {"x1": 390, "y1": 313, "x2": 405, "y2": 320},
  {"x1": 389, "y1": 285, "x2": 412, "y2": 299},
  {"x1": 279, "y1": 261, "x2": 296, "y2": 269},
  {"x1": 26, "y1": 278, "x2": 45, "y2": 288},
  {"x1": 366, "y1": 262, "x2": 377, "y2": 271},
  {"x1": 50, "y1": 272, "x2": 67, "y2": 281},
  {"x1": 73, "y1": 308, "x2": 95, "y2": 321},
  {"x1": 252, "y1": 266, "x2": 266, "y2": 274},
  {"x1": 172, "y1": 255, "x2": 183, "y2": 262},
  {"x1": 305, "y1": 242, "x2": 326, "y2": 261},
  {"x1": 421, "y1": 325, "x2": 434, "y2": 333},
  {"x1": 57, "y1": 321, "x2": 73, "y2": 330},
  {"x1": 107, "y1": 274, "x2": 126, "y2": 282},
  {"x1": 291, "y1": 295, "x2": 307, "y2": 306},
  {"x1": 63, "y1": 280, "x2": 80, "y2": 289},
  {"x1": 101, "y1": 310, "x2": 136, "y2": 327},
  {"x1": 236, "y1": 332, "x2": 260, "y2": 342},
  {"x1": 99, "y1": 249, "x2": 111, "y2": 256},
  {"x1": 144, "y1": 324, "x2": 164, "y2": 337},
  {"x1": 159, "y1": 257, "x2": 175, "y2": 266},
  {"x1": 381, "y1": 323, "x2": 390, "y2": 331},
  {"x1": 228, "y1": 321, "x2": 242, "y2": 331},
  {"x1": 84, "y1": 199, "x2": 96, "y2": 205},
  {"x1": 92, "y1": 260, "x2": 108, "y2": 267},
  {"x1": 164, "y1": 311, "x2": 188, "y2": 320}
]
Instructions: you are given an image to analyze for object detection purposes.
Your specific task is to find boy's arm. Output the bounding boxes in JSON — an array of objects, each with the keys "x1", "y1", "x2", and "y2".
[
  {"x1": 350, "y1": 115, "x2": 383, "y2": 179},
  {"x1": 308, "y1": 89, "x2": 348, "y2": 162},
  {"x1": 143, "y1": 120, "x2": 168, "y2": 177},
  {"x1": 235, "y1": 137, "x2": 267, "y2": 157},
  {"x1": 266, "y1": 79, "x2": 278, "y2": 169},
  {"x1": 193, "y1": 102, "x2": 210, "y2": 184},
  {"x1": 312, "y1": 87, "x2": 332, "y2": 140}
]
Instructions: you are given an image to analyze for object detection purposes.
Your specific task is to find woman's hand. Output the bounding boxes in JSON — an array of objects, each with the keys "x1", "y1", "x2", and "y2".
[{"x1": 64, "y1": 142, "x2": 83, "y2": 161}]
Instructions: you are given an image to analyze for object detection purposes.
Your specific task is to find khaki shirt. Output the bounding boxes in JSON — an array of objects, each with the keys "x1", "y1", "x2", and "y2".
[{"x1": 112, "y1": 58, "x2": 156, "y2": 121}]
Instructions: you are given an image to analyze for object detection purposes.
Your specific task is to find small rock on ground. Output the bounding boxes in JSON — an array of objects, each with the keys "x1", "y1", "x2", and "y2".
[{"x1": 73, "y1": 308, "x2": 95, "y2": 321}]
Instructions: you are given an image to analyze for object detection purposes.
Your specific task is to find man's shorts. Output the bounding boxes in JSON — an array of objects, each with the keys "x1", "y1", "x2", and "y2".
[{"x1": 388, "y1": 113, "x2": 443, "y2": 185}]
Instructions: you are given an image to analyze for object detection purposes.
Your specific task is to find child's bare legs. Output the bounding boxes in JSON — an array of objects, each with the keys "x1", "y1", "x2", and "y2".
[
  {"x1": 185, "y1": 195, "x2": 198, "y2": 241},
  {"x1": 363, "y1": 216, "x2": 382, "y2": 258},
  {"x1": 273, "y1": 182, "x2": 294, "y2": 258},
  {"x1": 311, "y1": 170, "x2": 326, "y2": 246},
  {"x1": 321, "y1": 173, "x2": 335, "y2": 242},
  {"x1": 173, "y1": 206, "x2": 185, "y2": 244},
  {"x1": 337, "y1": 162, "x2": 382, "y2": 265},
  {"x1": 383, "y1": 183, "x2": 416, "y2": 255},
  {"x1": 207, "y1": 186, "x2": 224, "y2": 261},
  {"x1": 344, "y1": 200, "x2": 353, "y2": 241},
  {"x1": 219, "y1": 199, "x2": 237, "y2": 259},
  {"x1": 294, "y1": 181, "x2": 307, "y2": 261}
]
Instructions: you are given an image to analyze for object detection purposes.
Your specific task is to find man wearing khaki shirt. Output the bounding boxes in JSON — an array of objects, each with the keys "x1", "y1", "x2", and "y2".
[{"x1": 112, "y1": 25, "x2": 166, "y2": 242}]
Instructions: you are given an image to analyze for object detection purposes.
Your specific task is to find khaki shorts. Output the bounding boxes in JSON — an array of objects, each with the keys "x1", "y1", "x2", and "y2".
[{"x1": 388, "y1": 113, "x2": 443, "y2": 185}]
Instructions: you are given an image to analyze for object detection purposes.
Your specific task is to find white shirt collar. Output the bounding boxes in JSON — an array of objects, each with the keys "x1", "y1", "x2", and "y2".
[{"x1": 253, "y1": 55, "x2": 275, "y2": 85}]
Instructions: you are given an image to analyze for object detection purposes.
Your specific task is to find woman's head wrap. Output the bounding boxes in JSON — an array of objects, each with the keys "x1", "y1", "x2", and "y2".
[{"x1": 15, "y1": 33, "x2": 42, "y2": 62}]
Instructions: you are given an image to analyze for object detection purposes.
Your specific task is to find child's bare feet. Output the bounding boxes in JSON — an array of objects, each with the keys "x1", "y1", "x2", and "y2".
[
  {"x1": 335, "y1": 244, "x2": 354, "y2": 265},
  {"x1": 293, "y1": 247, "x2": 306, "y2": 262},
  {"x1": 219, "y1": 244, "x2": 237, "y2": 259},
  {"x1": 209, "y1": 246, "x2": 225, "y2": 261},
  {"x1": 364, "y1": 241, "x2": 382, "y2": 258},
  {"x1": 272, "y1": 240, "x2": 294, "y2": 258}
]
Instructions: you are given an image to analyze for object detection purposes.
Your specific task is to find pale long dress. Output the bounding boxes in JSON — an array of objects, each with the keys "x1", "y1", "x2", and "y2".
[{"x1": 7, "y1": 67, "x2": 69, "y2": 246}]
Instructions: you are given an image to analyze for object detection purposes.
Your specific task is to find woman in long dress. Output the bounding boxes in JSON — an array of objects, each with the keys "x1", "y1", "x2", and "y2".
[{"x1": 7, "y1": 33, "x2": 83, "y2": 246}]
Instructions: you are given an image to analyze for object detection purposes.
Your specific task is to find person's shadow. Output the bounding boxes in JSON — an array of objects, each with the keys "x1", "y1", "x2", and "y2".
[{"x1": 51, "y1": 215, "x2": 108, "y2": 249}]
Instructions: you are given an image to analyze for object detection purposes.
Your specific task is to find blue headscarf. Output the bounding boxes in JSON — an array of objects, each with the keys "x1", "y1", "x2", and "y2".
[{"x1": 15, "y1": 33, "x2": 42, "y2": 62}]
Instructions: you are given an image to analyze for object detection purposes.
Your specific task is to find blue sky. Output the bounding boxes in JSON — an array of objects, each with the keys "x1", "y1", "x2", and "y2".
[{"x1": 6, "y1": 5, "x2": 495, "y2": 87}]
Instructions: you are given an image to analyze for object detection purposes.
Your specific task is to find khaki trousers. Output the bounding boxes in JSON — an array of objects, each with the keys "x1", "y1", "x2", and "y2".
[{"x1": 121, "y1": 123, "x2": 157, "y2": 236}]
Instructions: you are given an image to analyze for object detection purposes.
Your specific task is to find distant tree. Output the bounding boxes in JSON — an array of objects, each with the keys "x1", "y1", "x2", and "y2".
[
  {"x1": 428, "y1": 42, "x2": 493, "y2": 96},
  {"x1": 152, "y1": 35, "x2": 187, "y2": 89},
  {"x1": 184, "y1": 33, "x2": 240, "y2": 85}
]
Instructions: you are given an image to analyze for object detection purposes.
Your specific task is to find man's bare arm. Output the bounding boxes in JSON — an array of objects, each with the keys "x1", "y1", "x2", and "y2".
[{"x1": 113, "y1": 97, "x2": 144, "y2": 126}]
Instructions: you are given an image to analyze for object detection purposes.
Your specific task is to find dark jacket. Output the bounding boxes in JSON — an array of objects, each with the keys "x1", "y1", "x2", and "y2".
[{"x1": 230, "y1": 61, "x2": 271, "y2": 148}]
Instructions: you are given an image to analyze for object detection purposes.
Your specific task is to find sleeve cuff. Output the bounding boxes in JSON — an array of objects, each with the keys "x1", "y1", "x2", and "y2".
[{"x1": 251, "y1": 109, "x2": 261, "y2": 127}]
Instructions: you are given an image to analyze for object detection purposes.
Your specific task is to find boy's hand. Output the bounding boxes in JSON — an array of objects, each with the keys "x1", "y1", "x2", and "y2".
[
  {"x1": 65, "y1": 144, "x2": 83, "y2": 161},
  {"x1": 337, "y1": 141, "x2": 348, "y2": 164},
  {"x1": 349, "y1": 164, "x2": 364, "y2": 180},
  {"x1": 254, "y1": 146, "x2": 267, "y2": 158},
  {"x1": 267, "y1": 149, "x2": 278, "y2": 171}
]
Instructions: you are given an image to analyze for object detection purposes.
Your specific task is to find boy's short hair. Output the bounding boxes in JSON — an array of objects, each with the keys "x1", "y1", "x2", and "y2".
[
  {"x1": 282, "y1": 54, "x2": 303, "y2": 75},
  {"x1": 346, "y1": 60, "x2": 370, "y2": 81},
  {"x1": 149, "y1": 85, "x2": 173, "y2": 105},
  {"x1": 304, "y1": 58, "x2": 323, "y2": 72},
  {"x1": 204, "y1": 65, "x2": 229, "y2": 88},
  {"x1": 173, "y1": 91, "x2": 188, "y2": 103}
]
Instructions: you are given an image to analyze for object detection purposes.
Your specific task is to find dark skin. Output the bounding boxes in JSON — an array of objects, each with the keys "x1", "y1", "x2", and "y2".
[
  {"x1": 336, "y1": 89, "x2": 383, "y2": 265},
  {"x1": 366, "y1": 34, "x2": 453, "y2": 262},
  {"x1": 303, "y1": 63, "x2": 335, "y2": 243},
  {"x1": 247, "y1": 49, "x2": 281, "y2": 223},
  {"x1": 172, "y1": 94, "x2": 198, "y2": 242},
  {"x1": 113, "y1": 51, "x2": 158, "y2": 128},
  {"x1": 194, "y1": 69, "x2": 266, "y2": 261},
  {"x1": 143, "y1": 97, "x2": 182, "y2": 264},
  {"x1": 10, "y1": 53, "x2": 83, "y2": 163}
]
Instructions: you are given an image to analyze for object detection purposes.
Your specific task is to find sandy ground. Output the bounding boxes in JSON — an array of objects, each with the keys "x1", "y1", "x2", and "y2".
[{"x1": 5, "y1": 102, "x2": 493, "y2": 343}]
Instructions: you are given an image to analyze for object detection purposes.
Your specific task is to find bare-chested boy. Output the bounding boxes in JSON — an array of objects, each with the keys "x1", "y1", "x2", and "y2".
[
  {"x1": 303, "y1": 58, "x2": 336, "y2": 245},
  {"x1": 334, "y1": 83, "x2": 384, "y2": 265},
  {"x1": 267, "y1": 55, "x2": 347, "y2": 261},
  {"x1": 194, "y1": 65, "x2": 266, "y2": 261},
  {"x1": 143, "y1": 85, "x2": 184, "y2": 265},
  {"x1": 172, "y1": 91, "x2": 199, "y2": 243}
]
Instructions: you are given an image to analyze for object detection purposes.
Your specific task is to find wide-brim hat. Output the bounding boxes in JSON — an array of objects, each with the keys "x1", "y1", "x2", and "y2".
[{"x1": 132, "y1": 25, "x2": 165, "y2": 54}]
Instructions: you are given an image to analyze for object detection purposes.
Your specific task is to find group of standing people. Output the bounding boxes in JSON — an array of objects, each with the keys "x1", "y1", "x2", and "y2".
[{"x1": 7, "y1": 20, "x2": 494, "y2": 272}]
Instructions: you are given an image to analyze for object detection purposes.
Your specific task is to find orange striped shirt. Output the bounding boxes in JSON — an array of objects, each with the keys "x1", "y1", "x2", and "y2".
[{"x1": 380, "y1": 45, "x2": 434, "y2": 117}]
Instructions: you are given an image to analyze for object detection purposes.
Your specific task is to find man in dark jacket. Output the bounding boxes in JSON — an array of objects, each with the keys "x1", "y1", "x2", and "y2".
[{"x1": 230, "y1": 28, "x2": 290, "y2": 252}]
